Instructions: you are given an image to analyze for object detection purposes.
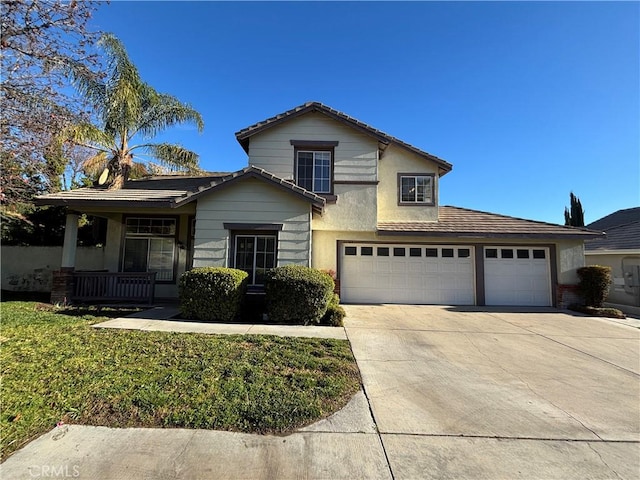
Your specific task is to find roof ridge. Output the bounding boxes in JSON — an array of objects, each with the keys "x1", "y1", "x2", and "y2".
[{"x1": 234, "y1": 101, "x2": 453, "y2": 173}]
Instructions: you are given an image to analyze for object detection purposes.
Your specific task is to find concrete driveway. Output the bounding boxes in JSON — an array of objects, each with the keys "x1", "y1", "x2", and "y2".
[{"x1": 344, "y1": 305, "x2": 640, "y2": 479}]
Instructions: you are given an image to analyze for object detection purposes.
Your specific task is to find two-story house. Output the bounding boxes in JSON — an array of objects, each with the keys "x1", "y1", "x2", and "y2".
[{"x1": 37, "y1": 102, "x2": 600, "y2": 307}]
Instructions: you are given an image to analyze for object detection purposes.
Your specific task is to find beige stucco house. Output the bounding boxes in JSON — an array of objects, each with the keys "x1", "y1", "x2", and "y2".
[{"x1": 36, "y1": 102, "x2": 600, "y2": 307}]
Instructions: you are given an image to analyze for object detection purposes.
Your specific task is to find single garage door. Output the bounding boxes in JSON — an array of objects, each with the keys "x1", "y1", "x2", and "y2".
[
  {"x1": 341, "y1": 244, "x2": 475, "y2": 305},
  {"x1": 484, "y1": 246, "x2": 552, "y2": 306}
]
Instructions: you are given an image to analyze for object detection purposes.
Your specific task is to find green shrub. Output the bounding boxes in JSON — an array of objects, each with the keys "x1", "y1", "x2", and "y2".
[
  {"x1": 265, "y1": 266, "x2": 334, "y2": 325},
  {"x1": 320, "y1": 294, "x2": 346, "y2": 326},
  {"x1": 576, "y1": 265, "x2": 612, "y2": 308},
  {"x1": 179, "y1": 267, "x2": 248, "y2": 322}
]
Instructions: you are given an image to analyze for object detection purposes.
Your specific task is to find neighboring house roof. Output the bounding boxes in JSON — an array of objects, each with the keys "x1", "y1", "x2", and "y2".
[
  {"x1": 586, "y1": 207, "x2": 640, "y2": 231},
  {"x1": 35, "y1": 166, "x2": 326, "y2": 212},
  {"x1": 584, "y1": 222, "x2": 640, "y2": 252},
  {"x1": 585, "y1": 207, "x2": 640, "y2": 252},
  {"x1": 235, "y1": 101, "x2": 454, "y2": 176},
  {"x1": 378, "y1": 206, "x2": 603, "y2": 239}
]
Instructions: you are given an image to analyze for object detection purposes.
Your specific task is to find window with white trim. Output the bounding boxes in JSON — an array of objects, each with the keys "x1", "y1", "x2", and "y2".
[
  {"x1": 234, "y1": 234, "x2": 277, "y2": 286},
  {"x1": 399, "y1": 175, "x2": 434, "y2": 204},
  {"x1": 122, "y1": 218, "x2": 176, "y2": 281},
  {"x1": 296, "y1": 150, "x2": 331, "y2": 193}
]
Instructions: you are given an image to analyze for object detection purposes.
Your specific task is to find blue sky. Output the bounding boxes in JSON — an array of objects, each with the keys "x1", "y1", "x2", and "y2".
[{"x1": 91, "y1": 1, "x2": 639, "y2": 225}]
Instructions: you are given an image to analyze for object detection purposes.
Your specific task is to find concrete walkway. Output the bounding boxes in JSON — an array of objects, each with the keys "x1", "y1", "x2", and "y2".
[
  {"x1": 92, "y1": 306, "x2": 347, "y2": 340},
  {"x1": 1, "y1": 391, "x2": 389, "y2": 480}
]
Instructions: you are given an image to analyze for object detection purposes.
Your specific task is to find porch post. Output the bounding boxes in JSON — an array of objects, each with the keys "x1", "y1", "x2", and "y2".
[
  {"x1": 61, "y1": 213, "x2": 79, "y2": 269},
  {"x1": 51, "y1": 213, "x2": 79, "y2": 304}
]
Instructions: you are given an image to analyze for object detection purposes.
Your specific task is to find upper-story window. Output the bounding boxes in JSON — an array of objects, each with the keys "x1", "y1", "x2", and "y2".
[
  {"x1": 398, "y1": 173, "x2": 435, "y2": 205},
  {"x1": 290, "y1": 140, "x2": 338, "y2": 195},
  {"x1": 296, "y1": 150, "x2": 331, "y2": 193}
]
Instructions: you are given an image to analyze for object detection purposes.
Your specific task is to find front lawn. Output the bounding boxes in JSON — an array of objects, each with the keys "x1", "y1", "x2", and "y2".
[{"x1": 0, "y1": 302, "x2": 360, "y2": 461}]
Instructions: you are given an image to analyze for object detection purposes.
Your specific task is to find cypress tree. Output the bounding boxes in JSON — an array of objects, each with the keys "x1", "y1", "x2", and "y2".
[{"x1": 564, "y1": 192, "x2": 585, "y2": 227}]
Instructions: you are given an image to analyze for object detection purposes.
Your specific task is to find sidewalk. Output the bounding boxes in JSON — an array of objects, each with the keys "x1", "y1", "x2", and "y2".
[
  {"x1": 0, "y1": 392, "x2": 389, "y2": 480},
  {"x1": 93, "y1": 305, "x2": 348, "y2": 340}
]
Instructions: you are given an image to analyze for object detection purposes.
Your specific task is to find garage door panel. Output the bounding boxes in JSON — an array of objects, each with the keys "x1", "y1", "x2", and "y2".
[
  {"x1": 341, "y1": 244, "x2": 475, "y2": 305},
  {"x1": 484, "y1": 246, "x2": 551, "y2": 307}
]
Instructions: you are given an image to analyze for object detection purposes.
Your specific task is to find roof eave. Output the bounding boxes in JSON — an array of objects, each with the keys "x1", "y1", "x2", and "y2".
[
  {"x1": 376, "y1": 229, "x2": 602, "y2": 240},
  {"x1": 585, "y1": 248, "x2": 640, "y2": 255},
  {"x1": 34, "y1": 197, "x2": 179, "y2": 209}
]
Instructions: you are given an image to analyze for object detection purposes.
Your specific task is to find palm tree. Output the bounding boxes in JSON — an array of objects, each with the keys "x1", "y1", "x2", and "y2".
[{"x1": 62, "y1": 34, "x2": 204, "y2": 189}]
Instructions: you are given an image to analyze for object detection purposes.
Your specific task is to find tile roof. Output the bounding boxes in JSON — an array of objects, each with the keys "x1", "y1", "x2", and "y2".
[
  {"x1": 377, "y1": 206, "x2": 603, "y2": 239},
  {"x1": 585, "y1": 207, "x2": 640, "y2": 251},
  {"x1": 235, "y1": 101, "x2": 453, "y2": 175},
  {"x1": 35, "y1": 167, "x2": 326, "y2": 211},
  {"x1": 586, "y1": 207, "x2": 640, "y2": 231},
  {"x1": 584, "y1": 221, "x2": 640, "y2": 251}
]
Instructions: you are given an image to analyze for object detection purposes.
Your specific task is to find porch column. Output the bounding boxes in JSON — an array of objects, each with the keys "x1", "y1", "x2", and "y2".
[
  {"x1": 61, "y1": 213, "x2": 79, "y2": 269},
  {"x1": 51, "y1": 213, "x2": 79, "y2": 304}
]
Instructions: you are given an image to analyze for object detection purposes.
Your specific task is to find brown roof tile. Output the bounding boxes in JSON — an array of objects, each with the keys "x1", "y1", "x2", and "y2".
[
  {"x1": 235, "y1": 101, "x2": 453, "y2": 175},
  {"x1": 378, "y1": 206, "x2": 602, "y2": 239}
]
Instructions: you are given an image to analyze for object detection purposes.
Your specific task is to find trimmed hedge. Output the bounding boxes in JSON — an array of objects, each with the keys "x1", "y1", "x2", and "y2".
[
  {"x1": 320, "y1": 293, "x2": 346, "y2": 326},
  {"x1": 265, "y1": 265, "x2": 334, "y2": 325},
  {"x1": 576, "y1": 265, "x2": 612, "y2": 308},
  {"x1": 179, "y1": 267, "x2": 248, "y2": 322}
]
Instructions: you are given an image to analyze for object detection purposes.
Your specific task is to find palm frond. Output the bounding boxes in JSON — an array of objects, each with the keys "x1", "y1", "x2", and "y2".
[
  {"x1": 135, "y1": 93, "x2": 204, "y2": 140},
  {"x1": 141, "y1": 143, "x2": 201, "y2": 172},
  {"x1": 61, "y1": 59, "x2": 107, "y2": 113},
  {"x1": 99, "y1": 33, "x2": 145, "y2": 136},
  {"x1": 64, "y1": 122, "x2": 114, "y2": 151},
  {"x1": 128, "y1": 162, "x2": 151, "y2": 179},
  {"x1": 82, "y1": 151, "x2": 109, "y2": 176}
]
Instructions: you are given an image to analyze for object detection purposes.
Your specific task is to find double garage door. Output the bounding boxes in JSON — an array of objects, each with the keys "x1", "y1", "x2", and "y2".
[{"x1": 341, "y1": 243, "x2": 552, "y2": 306}]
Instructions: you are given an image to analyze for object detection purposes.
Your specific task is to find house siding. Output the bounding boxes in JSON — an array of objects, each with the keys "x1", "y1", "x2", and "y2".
[
  {"x1": 247, "y1": 112, "x2": 378, "y2": 183},
  {"x1": 193, "y1": 178, "x2": 312, "y2": 269},
  {"x1": 378, "y1": 143, "x2": 440, "y2": 223}
]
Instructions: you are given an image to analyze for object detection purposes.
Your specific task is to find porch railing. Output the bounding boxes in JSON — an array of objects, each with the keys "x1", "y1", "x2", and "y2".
[{"x1": 71, "y1": 271, "x2": 156, "y2": 305}]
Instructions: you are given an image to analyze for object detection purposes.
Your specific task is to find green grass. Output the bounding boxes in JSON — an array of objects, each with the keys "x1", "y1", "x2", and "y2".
[{"x1": 0, "y1": 302, "x2": 361, "y2": 460}]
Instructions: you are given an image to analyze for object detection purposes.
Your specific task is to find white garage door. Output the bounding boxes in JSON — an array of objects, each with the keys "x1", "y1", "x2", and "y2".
[
  {"x1": 341, "y1": 244, "x2": 475, "y2": 305},
  {"x1": 484, "y1": 246, "x2": 552, "y2": 306}
]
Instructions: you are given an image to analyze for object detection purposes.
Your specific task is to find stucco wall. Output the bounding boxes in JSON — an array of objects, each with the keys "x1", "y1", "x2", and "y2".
[
  {"x1": 247, "y1": 112, "x2": 378, "y2": 182},
  {"x1": 2, "y1": 246, "x2": 106, "y2": 292},
  {"x1": 586, "y1": 253, "x2": 640, "y2": 307},
  {"x1": 313, "y1": 184, "x2": 377, "y2": 232},
  {"x1": 193, "y1": 177, "x2": 312, "y2": 268},
  {"x1": 377, "y1": 144, "x2": 440, "y2": 223},
  {"x1": 556, "y1": 240, "x2": 585, "y2": 285}
]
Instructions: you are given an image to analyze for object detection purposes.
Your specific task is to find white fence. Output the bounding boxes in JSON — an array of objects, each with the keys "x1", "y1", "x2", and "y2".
[{"x1": 1, "y1": 246, "x2": 106, "y2": 292}]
